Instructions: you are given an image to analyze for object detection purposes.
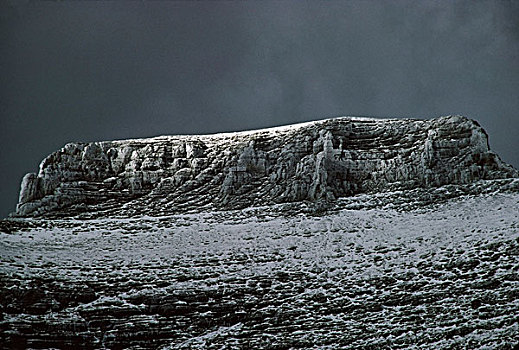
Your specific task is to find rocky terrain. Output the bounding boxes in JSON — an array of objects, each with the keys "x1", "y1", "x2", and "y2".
[
  {"x1": 14, "y1": 115, "x2": 517, "y2": 218},
  {"x1": 1, "y1": 115, "x2": 518, "y2": 349},
  {"x1": 1, "y1": 187, "x2": 519, "y2": 349}
]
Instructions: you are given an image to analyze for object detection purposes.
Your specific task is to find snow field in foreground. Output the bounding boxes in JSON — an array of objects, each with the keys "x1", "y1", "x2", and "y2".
[{"x1": 1, "y1": 192, "x2": 518, "y2": 349}]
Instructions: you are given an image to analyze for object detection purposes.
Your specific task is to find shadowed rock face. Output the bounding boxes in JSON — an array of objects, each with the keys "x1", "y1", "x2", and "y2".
[{"x1": 15, "y1": 115, "x2": 517, "y2": 217}]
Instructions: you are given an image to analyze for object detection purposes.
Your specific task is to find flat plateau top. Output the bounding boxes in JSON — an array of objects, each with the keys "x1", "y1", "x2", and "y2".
[{"x1": 108, "y1": 115, "x2": 425, "y2": 144}]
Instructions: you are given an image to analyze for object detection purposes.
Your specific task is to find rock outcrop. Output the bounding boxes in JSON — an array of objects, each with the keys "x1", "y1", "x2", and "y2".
[
  {"x1": 14, "y1": 115, "x2": 517, "y2": 217},
  {"x1": 3, "y1": 115, "x2": 519, "y2": 349}
]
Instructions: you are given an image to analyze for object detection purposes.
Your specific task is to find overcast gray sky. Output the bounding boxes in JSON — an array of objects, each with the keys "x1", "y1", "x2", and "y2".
[{"x1": 1, "y1": 0, "x2": 518, "y2": 217}]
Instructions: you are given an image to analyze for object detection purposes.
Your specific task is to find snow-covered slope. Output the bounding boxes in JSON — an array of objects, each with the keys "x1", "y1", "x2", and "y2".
[
  {"x1": 1, "y1": 189, "x2": 518, "y2": 348},
  {"x1": 2, "y1": 116, "x2": 518, "y2": 348},
  {"x1": 14, "y1": 115, "x2": 517, "y2": 217}
]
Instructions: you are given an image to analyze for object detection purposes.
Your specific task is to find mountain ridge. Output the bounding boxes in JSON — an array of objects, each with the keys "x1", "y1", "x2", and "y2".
[
  {"x1": 2, "y1": 115, "x2": 518, "y2": 348},
  {"x1": 14, "y1": 115, "x2": 518, "y2": 217}
]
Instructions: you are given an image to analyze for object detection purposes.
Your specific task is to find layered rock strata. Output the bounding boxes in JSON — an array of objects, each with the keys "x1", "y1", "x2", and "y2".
[{"x1": 15, "y1": 115, "x2": 517, "y2": 217}]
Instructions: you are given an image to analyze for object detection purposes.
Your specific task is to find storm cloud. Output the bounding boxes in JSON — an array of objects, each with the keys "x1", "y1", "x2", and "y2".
[{"x1": 1, "y1": 0, "x2": 518, "y2": 217}]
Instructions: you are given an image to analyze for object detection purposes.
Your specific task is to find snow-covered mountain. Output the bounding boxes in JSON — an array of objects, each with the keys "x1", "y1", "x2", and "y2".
[
  {"x1": 1, "y1": 116, "x2": 518, "y2": 348},
  {"x1": 14, "y1": 115, "x2": 517, "y2": 218}
]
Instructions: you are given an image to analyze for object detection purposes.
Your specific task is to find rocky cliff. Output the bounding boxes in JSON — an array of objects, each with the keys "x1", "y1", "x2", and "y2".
[
  {"x1": 3, "y1": 115, "x2": 519, "y2": 349},
  {"x1": 15, "y1": 115, "x2": 517, "y2": 217}
]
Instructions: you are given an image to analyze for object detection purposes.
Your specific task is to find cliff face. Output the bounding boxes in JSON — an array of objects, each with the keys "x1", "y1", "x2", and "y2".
[{"x1": 15, "y1": 115, "x2": 517, "y2": 217}]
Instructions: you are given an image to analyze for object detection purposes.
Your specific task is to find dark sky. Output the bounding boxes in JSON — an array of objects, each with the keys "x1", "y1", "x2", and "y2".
[{"x1": 1, "y1": 1, "x2": 518, "y2": 218}]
